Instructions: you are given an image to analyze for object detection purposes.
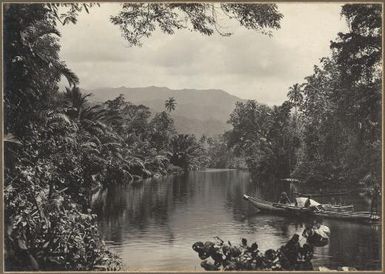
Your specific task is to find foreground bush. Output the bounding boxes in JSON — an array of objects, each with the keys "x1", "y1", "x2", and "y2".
[
  {"x1": 192, "y1": 235, "x2": 314, "y2": 271},
  {"x1": 4, "y1": 115, "x2": 122, "y2": 270}
]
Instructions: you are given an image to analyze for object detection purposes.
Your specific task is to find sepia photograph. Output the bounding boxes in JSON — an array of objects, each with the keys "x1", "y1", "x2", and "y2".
[{"x1": 3, "y1": 2, "x2": 383, "y2": 272}]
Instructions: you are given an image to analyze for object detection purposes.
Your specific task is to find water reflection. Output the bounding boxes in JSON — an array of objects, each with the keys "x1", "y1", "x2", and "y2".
[{"x1": 95, "y1": 169, "x2": 381, "y2": 271}]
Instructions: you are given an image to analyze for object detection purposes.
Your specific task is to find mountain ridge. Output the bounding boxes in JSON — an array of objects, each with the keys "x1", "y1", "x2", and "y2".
[{"x1": 86, "y1": 86, "x2": 246, "y2": 136}]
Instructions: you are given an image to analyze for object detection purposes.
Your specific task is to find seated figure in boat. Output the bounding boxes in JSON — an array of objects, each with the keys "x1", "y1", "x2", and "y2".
[
  {"x1": 278, "y1": 192, "x2": 291, "y2": 204},
  {"x1": 295, "y1": 197, "x2": 324, "y2": 211},
  {"x1": 304, "y1": 196, "x2": 311, "y2": 208}
]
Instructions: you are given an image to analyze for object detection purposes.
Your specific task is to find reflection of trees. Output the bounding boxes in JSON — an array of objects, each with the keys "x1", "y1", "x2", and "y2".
[
  {"x1": 94, "y1": 177, "x2": 174, "y2": 243},
  {"x1": 94, "y1": 172, "x2": 199, "y2": 244},
  {"x1": 95, "y1": 170, "x2": 256, "y2": 244},
  {"x1": 222, "y1": 170, "x2": 255, "y2": 220},
  {"x1": 172, "y1": 173, "x2": 194, "y2": 203}
]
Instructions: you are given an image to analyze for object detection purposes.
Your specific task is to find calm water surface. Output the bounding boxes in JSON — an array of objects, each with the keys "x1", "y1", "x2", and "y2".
[{"x1": 95, "y1": 169, "x2": 381, "y2": 271}]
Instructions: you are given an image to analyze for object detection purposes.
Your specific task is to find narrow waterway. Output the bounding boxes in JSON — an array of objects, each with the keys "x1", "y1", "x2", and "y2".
[{"x1": 95, "y1": 169, "x2": 381, "y2": 271}]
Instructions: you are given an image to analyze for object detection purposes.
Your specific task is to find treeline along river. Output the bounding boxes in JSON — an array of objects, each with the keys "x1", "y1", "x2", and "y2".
[{"x1": 94, "y1": 169, "x2": 381, "y2": 271}]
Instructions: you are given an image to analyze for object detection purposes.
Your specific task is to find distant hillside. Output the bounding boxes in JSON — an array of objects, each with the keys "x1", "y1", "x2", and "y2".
[{"x1": 87, "y1": 86, "x2": 245, "y2": 136}]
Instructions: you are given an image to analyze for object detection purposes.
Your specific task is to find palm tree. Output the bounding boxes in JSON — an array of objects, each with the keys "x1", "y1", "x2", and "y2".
[
  {"x1": 64, "y1": 86, "x2": 92, "y2": 120},
  {"x1": 165, "y1": 97, "x2": 176, "y2": 112},
  {"x1": 287, "y1": 83, "x2": 303, "y2": 112}
]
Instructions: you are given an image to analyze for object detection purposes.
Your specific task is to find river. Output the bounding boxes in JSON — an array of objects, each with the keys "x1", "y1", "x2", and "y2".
[{"x1": 95, "y1": 169, "x2": 381, "y2": 271}]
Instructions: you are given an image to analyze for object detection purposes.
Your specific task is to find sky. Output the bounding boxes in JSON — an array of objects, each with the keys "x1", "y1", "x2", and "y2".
[{"x1": 58, "y1": 3, "x2": 348, "y2": 105}]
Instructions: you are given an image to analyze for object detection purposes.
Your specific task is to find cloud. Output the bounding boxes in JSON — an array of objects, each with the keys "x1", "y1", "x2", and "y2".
[{"x1": 58, "y1": 3, "x2": 348, "y2": 105}]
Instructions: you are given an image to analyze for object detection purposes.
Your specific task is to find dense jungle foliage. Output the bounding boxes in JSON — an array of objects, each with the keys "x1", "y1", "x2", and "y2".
[
  {"x1": 225, "y1": 4, "x2": 382, "y2": 187},
  {"x1": 3, "y1": 3, "x2": 282, "y2": 270}
]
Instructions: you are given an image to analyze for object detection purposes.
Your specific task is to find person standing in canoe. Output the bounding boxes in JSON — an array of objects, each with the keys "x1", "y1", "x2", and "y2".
[{"x1": 370, "y1": 183, "x2": 381, "y2": 216}]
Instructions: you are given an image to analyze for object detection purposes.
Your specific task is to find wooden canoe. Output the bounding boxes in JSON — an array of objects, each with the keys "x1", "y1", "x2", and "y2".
[
  {"x1": 243, "y1": 194, "x2": 380, "y2": 224},
  {"x1": 242, "y1": 195, "x2": 287, "y2": 213}
]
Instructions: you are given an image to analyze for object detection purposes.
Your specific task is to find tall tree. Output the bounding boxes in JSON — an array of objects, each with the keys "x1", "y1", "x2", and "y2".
[
  {"x1": 331, "y1": 4, "x2": 381, "y2": 86},
  {"x1": 226, "y1": 100, "x2": 298, "y2": 181},
  {"x1": 3, "y1": 4, "x2": 79, "y2": 137},
  {"x1": 291, "y1": 4, "x2": 382, "y2": 185}
]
